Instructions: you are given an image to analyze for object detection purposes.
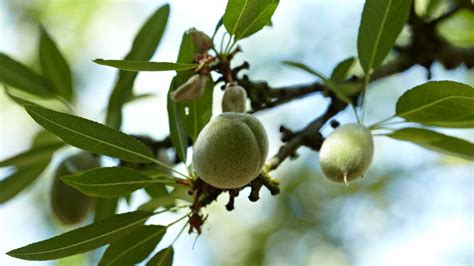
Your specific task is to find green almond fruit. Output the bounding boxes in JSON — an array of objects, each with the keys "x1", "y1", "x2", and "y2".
[
  {"x1": 192, "y1": 113, "x2": 269, "y2": 189},
  {"x1": 51, "y1": 152, "x2": 100, "y2": 225},
  {"x1": 319, "y1": 123, "x2": 374, "y2": 183}
]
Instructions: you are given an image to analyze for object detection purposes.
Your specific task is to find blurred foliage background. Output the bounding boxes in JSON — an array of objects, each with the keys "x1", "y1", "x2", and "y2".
[{"x1": 1, "y1": 0, "x2": 473, "y2": 265}]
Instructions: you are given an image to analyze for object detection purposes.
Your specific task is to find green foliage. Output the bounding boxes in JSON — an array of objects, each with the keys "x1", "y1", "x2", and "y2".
[
  {"x1": 94, "y1": 198, "x2": 119, "y2": 222},
  {"x1": 387, "y1": 127, "x2": 474, "y2": 161},
  {"x1": 105, "y1": 4, "x2": 169, "y2": 129},
  {"x1": 0, "y1": 53, "x2": 55, "y2": 98},
  {"x1": 223, "y1": 0, "x2": 279, "y2": 41},
  {"x1": 330, "y1": 57, "x2": 356, "y2": 81},
  {"x1": 396, "y1": 81, "x2": 474, "y2": 128},
  {"x1": 61, "y1": 167, "x2": 175, "y2": 197},
  {"x1": 139, "y1": 186, "x2": 192, "y2": 212},
  {"x1": 437, "y1": 9, "x2": 474, "y2": 48},
  {"x1": 93, "y1": 59, "x2": 198, "y2": 72},
  {"x1": 357, "y1": 0, "x2": 412, "y2": 74},
  {"x1": 39, "y1": 27, "x2": 74, "y2": 101},
  {"x1": 51, "y1": 152, "x2": 99, "y2": 225},
  {"x1": 7, "y1": 211, "x2": 154, "y2": 260},
  {"x1": 146, "y1": 247, "x2": 174, "y2": 266},
  {"x1": 167, "y1": 30, "x2": 215, "y2": 163},
  {"x1": 0, "y1": 131, "x2": 63, "y2": 203},
  {"x1": 24, "y1": 105, "x2": 156, "y2": 163},
  {"x1": 99, "y1": 225, "x2": 166, "y2": 266}
]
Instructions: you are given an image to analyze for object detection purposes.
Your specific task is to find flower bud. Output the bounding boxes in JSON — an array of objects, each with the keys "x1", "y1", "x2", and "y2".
[
  {"x1": 171, "y1": 74, "x2": 208, "y2": 102},
  {"x1": 189, "y1": 29, "x2": 213, "y2": 52},
  {"x1": 222, "y1": 84, "x2": 247, "y2": 113}
]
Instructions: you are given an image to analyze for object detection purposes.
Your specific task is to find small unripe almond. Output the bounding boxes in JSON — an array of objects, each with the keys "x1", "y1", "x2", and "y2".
[
  {"x1": 192, "y1": 113, "x2": 269, "y2": 189},
  {"x1": 319, "y1": 123, "x2": 374, "y2": 183},
  {"x1": 188, "y1": 29, "x2": 213, "y2": 52},
  {"x1": 222, "y1": 84, "x2": 247, "y2": 113},
  {"x1": 51, "y1": 152, "x2": 100, "y2": 225},
  {"x1": 171, "y1": 74, "x2": 208, "y2": 102}
]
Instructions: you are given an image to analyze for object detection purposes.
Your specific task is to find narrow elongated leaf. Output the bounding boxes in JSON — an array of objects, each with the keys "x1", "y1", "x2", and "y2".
[
  {"x1": 94, "y1": 59, "x2": 198, "y2": 72},
  {"x1": 357, "y1": 0, "x2": 412, "y2": 74},
  {"x1": 147, "y1": 247, "x2": 174, "y2": 266},
  {"x1": 106, "y1": 5, "x2": 169, "y2": 129},
  {"x1": 39, "y1": 27, "x2": 74, "y2": 101},
  {"x1": 396, "y1": 81, "x2": 474, "y2": 128},
  {"x1": 94, "y1": 198, "x2": 118, "y2": 222},
  {"x1": 99, "y1": 225, "x2": 166, "y2": 266},
  {"x1": 331, "y1": 57, "x2": 356, "y2": 81},
  {"x1": 7, "y1": 211, "x2": 154, "y2": 260},
  {"x1": 24, "y1": 105, "x2": 156, "y2": 163},
  {"x1": 139, "y1": 186, "x2": 192, "y2": 212},
  {"x1": 282, "y1": 61, "x2": 329, "y2": 81},
  {"x1": 0, "y1": 159, "x2": 50, "y2": 204},
  {"x1": 61, "y1": 167, "x2": 175, "y2": 197},
  {"x1": 4, "y1": 86, "x2": 70, "y2": 112},
  {"x1": 224, "y1": 0, "x2": 279, "y2": 40},
  {"x1": 282, "y1": 61, "x2": 353, "y2": 104},
  {"x1": 167, "y1": 79, "x2": 188, "y2": 162},
  {"x1": 0, "y1": 131, "x2": 62, "y2": 203},
  {"x1": 387, "y1": 128, "x2": 474, "y2": 160},
  {"x1": 168, "y1": 30, "x2": 214, "y2": 161},
  {"x1": 0, "y1": 142, "x2": 63, "y2": 167},
  {"x1": 0, "y1": 53, "x2": 54, "y2": 97}
]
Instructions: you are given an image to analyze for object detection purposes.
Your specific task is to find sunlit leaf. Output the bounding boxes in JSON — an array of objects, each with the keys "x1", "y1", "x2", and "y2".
[
  {"x1": 7, "y1": 211, "x2": 154, "y2": 260},
  {"x1": 357, "y1": 0, "x2": 412, "y2": 74},
  {"x1": 39, "y1": 27, "x2": 74, "y2": 101},
  {"x1": 62, "y1": 167, "x2": 176, "y2": 197},
  {"x1": 99, "y1": 225, "x2": 166, "y2": 266},
  {"x1": 396, "y1": 81, "x2": 474, "y2": 128},
  {"x1": 94, "y1": 59, "x2": 198, "y2": 72},
  {"x1": 146, "y1": 247, "x2": 174, "y2": 266},
  {"x1": 387, "y1": 127, "x2": 474, "y2": 160},
  {"x1": 105, "y1": 4, "x2": 169, "y2": 129},
  {"x1": 224, "y1": 0, "x2": 279, "y2": 40},
  {"x1": 0, "y1": 53, "x2": 55, "y2": 98},
  {"x1": 24, "y1": 105, "x2": 156, "y2": 162}
]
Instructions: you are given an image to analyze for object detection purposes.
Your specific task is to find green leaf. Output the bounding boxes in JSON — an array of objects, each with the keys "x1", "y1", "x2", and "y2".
[
  {"x1": 167, "y1": 30, "x2": 214, "y2": 161},
  {"x1": 139, "y1": 186, "x2": 192, "y2": 212},
  {"x1": 282, "y1": 61, "x2": 353, "y2": 104},
  {"x1": 330, "y1": 57, "x2": 356, "y2": 81},
  {"x1": 0, "y1": 53, "x2": 55, "y2": 98},
  {"x1": 396, "y1": 81, "x2": 474, "y2": 128},
  {"x1": 61, "y1": 167, "x2": 175, "y2": 197},
  {"x1": 24, "y1": 105, "x2": 156, "y2": 163},
  {"x1": 357, "y1": 0, "x2": 412, "y2": 74},
  {"x1": 223, "y1": 0, "x2": 279, "y2": 40},
  {"x1": 146, "y1": 247, "x2": 174, "y2": 266},
  {"x1": 0, "y1": 159, "x2": 51, "y2": 204},
  {"x1": 387, "y1": 127, "x2": 474, "y2": 160},
  {"x1": 99, "y1": 225, "x2": 166, "y2": 266},
  {"x1": 437, "y1": 9, "x2": 474, "y2": 48},
  {"x1": 94, "y1": 59, "x2": 198, "y2": 72},
  {"x1": 4, "y1": 86, "x2": 71, "y2": 112},
  {"x1": 94, "y1": 198, "x2": 118, "y2": 222},
  {"x1": 0, "y1": 142, "x2": 63, "y2": 168},
  {"x1": 0, "y1": 131, "x2": 62, "y2": 204},
  {"x1": 39, "y1": 27, "x2": 74, "y2": 101},
  {"x1": 282, "y1": 61, "x2": 329, "y2": 81},
  {"x1": 105, "y1": 4, "x2": 169, "y2": 129},
  {"x1": 7, "y1": 211, "x2": 154, "y2": 261}
]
